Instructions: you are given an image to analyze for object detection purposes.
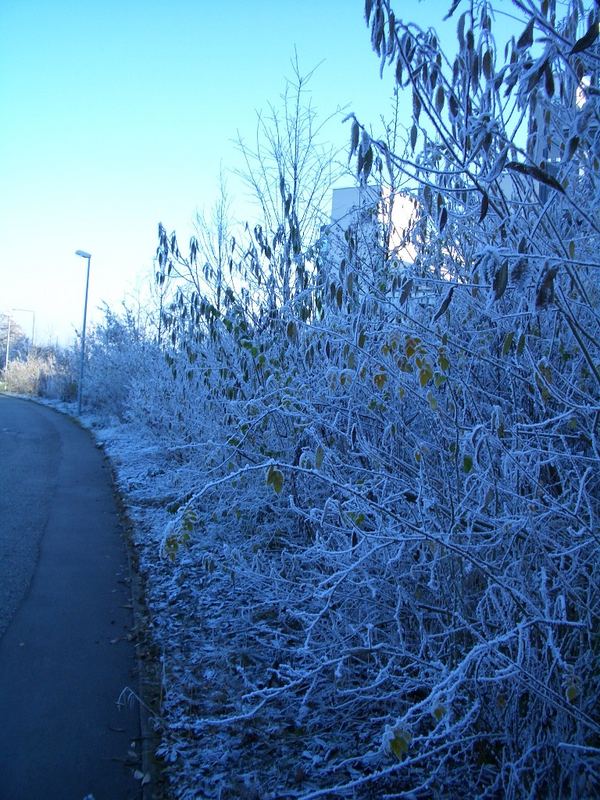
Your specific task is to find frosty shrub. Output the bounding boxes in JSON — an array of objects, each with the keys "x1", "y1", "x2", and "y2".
[
  {"x1": 3, "y1": 356, "x2": 44, "y2": 395},
  {"x1": 82, "y1": 305, "x2": 162, "y2": 421},
  {"x1": 81, "y1": 3, "x2": 600, "y2": 797},
  {"x1": 3, "y1": 348, "x2": 77, "y2": 401}
]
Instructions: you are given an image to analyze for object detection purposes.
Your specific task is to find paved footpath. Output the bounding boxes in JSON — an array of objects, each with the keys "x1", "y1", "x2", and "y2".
[{"x1": 0, "y1": 396, "x2": 140, "y2": 800}]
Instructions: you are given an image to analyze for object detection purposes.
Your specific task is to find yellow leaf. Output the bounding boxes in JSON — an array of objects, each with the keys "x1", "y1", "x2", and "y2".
[
  {"x1": 419, "y1": 366, "x2": 433, "y2": 387},
  {"x1": 374, "y1": 371, "x2": 387, "y2": 390},
  {"x1": 405, "y1": 336, "x2": 419, "y2": 358}
]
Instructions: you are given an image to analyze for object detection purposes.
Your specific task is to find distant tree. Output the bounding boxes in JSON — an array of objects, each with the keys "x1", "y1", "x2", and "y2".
[
  {"x1": 156, "y1": 171, "x2": 233, "y2": 311},
  {"x1": 235, "y1": 55, "x2": 344, "y2": 310},
  {"x1": 0, "y1": 314, "x2": 28, "y2": 370},
  {"x1": 156, "y1": 59, "x2": 344, "y2": 347},
  {"x1": 192, "y1": 170, "x2": 233, "y2": 314}
]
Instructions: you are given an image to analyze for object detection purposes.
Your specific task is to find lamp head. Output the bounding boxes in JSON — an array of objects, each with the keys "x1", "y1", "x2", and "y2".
[{"x1": 75, "y1": 250, "x2": 91, "y2": 258}]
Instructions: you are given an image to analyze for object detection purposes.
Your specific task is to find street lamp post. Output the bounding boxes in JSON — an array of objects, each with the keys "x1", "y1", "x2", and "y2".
[
  {"x1": 4, "y1": 315, "x2": 11, "y2": 371},
  {"x1": 75, "y1": 250, "x2": 91, "y2": 415}
]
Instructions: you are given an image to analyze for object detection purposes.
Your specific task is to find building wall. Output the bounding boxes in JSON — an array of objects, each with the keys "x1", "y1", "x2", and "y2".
[{"x1": 330, "y1": 185, "x2": 417, "y2": 263}]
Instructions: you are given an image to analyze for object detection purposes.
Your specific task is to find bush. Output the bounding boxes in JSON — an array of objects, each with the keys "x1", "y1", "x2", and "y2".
[
  {"x1": 42, "y1": 4, "x2": 599, "y2": 795},
  {"x1": 137, "y1": 2, "x2": 600, "y2": 796},
  {"x1": 3, "y1": 349, "x2": 77, "y2": 400}
]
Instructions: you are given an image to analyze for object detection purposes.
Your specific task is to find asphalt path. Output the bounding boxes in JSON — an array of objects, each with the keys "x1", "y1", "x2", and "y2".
[{"x1": 0, "y1": 396, "x2": 140, "y2": 799}]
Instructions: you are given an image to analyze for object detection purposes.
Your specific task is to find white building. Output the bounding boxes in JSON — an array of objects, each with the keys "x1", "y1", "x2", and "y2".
[{"x1": 329, "y1": 185, "x2": 417, "y2": 264}]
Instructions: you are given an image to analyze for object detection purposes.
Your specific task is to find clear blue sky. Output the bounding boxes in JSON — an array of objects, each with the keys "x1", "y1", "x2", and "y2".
[{"x1": 0, "y1": 0, "x2": 518, "y2": 345}]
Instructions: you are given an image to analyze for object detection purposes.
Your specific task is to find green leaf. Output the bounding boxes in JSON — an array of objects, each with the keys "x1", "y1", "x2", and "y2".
[
  {"x1": 479, "y1": 192, "x2": 489, "y2": 223},
  {"x1": 315, "y1": 447, "x2": 325, "y2": 469},
  {"x1": 439, "y1": 206, "x2": 448, "y2": 231},
  {"x1": 535, "y1": 266, "x2": 558, "y2": 309},
  {"x1": 571, "y1": 20, "x2": 599, "y2": 54},
  {"x1": 482, "y1": 49, "x2": 493, "y2": 80},
  {"x1": 410, "y1": 124, "x2": 418, "y2": 152},
  {"x1": 463, "y1": 454, "x2": 473, "y2": 473},
  {"x1": 374, "y1": 370, "x2": 387, "y2": 390},
  {"x1": 405, "y1": 336, "x2": 419, "y2": 358},
  {"x1": 493, "y1": 261, "x2": 509, "y2": 301},
  {"x1": 350, "y1": 119, "x2": 360, "y2": 159},
  {"x1": 449, "y1": 92, "x2": 459, "y2": 119},
  {"x1": 419, "y1": 365, "x2": 433, "y2": 387},
  {"x1": 435, "y1": 86, "x2": 445, "y2": 113},
  {"x1": 512, "y1": 257, "x2": 527, "y2": 284},
  {"x1": 266, "y1": 466, "x2": 284, "y2": 494},
  {"x1": 502, "y1": 331, "x2": 514, "y2": 356},
  {"x1": 350, "y1": 511, "x2": 365, "y2": 527},
  {"x1": 413, "y1": 90, "x2": 421, "y2": 123},
  {"x1": 438, "y1": 351, "x2": 450, "y2": 372},
  {"x1": 433, "y1": 287, "x2": 454, "y2": 321},
  {"x1": 444, "y1": 0, "x2": 460, "y2": 20},
  {"x1": 517, "y1": 18, "x2": 534, "y2": 49},
  {"x1": 390, "y1": 731, "x2": 411, "y2": 759},
  {"x1": 363, "y1": 146, "x2": 373, "y2": 180},
  {"x1": 400, "y1": 278, "x2": 413, "y2": 305},
  {"x1": 566, "y1": 136, "x2": 579, "y2": 161},
  {"x1": 286, "y1": 320, "x2": 298, "y2": 343},
  {"x1": 566, "y1": 683, "x2": 579, "y2": 702},
  {"x1": 506, "y1": 161, "x2": 565, "y2": 194}
]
